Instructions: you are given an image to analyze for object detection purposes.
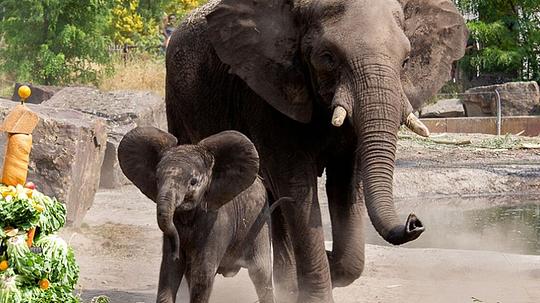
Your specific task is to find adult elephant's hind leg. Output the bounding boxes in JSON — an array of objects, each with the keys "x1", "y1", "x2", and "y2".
[
  {"x1": 267, "y1": 153, "x2": 334, "y2": 303},
  {"x1": 325, "y1": 155, "x2": 366, "y2": 288}
]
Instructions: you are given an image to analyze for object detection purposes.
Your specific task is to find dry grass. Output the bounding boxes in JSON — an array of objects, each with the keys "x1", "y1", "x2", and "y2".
[
  {"x1": 0, "y1": 66, "x2": 15, "y2": 99},
  {"x1": 100, "y1": 54, "x2": 166, "y2": 97},
  {"x1": 0, "y1": 81, "x2": 13, "y2": 99}
]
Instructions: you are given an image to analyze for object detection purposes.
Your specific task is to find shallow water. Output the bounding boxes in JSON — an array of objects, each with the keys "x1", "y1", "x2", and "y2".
[{"x1": 366, "y1": 198, "x2": 540, "y2": 255}]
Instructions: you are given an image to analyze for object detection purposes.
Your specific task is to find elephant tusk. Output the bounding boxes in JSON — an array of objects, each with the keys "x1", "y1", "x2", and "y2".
[
  {"x1": 405, "y1": 113, "x2": 430, "y2": 137},
  {"x1": 331, "y1": 106, "x2": 347, "y2": 127}
]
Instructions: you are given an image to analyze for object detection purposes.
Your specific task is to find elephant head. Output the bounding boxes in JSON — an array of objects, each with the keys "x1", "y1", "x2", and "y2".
[
  {"x1": 206, "y1": 0, "x2": 467, "y2": 245},
  {"x1": 118, "y1": 127, "x2": 260, "y2": 259}
]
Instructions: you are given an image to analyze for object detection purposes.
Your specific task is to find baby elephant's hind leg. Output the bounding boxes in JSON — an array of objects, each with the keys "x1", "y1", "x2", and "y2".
[{"x1": 248, "y1": 224, "x2": 274, "y2": 303}]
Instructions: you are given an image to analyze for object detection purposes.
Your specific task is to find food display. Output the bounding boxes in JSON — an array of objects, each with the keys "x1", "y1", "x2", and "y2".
[{"x1": 0, "y1": 86, "x2": 80, "y2": 302}]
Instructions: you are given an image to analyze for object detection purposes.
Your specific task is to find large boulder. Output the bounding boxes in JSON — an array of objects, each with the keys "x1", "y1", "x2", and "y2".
[
  {"x1": 420, "y1": 98, "x2": 465, "y2": 118},
  {"x1": 462, "y1": 81, "x2": 540, "y2": 117},
  {"x1": 43, "y1": 87, "x2": 167, "y2": 188},
  {"x1": 11, "y1": 83, "x2": 62, "y2": 104},
  {"x1": 0, "y1": 98, "x2": 107, "y2": 226}
]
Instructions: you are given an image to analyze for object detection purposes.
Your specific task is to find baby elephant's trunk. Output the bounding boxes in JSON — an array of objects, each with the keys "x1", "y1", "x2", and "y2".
[{"x1": 157, "y1": 190, "x2": 181, "y2": 261}]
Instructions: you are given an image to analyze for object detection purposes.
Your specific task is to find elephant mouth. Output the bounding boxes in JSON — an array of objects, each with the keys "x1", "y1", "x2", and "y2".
[
  {"x1": 178, "y1": 203, "x2": 196, "y2": 211},
  {"x1": 177, "y1": 196, "x2": 197, "y2": 211}
]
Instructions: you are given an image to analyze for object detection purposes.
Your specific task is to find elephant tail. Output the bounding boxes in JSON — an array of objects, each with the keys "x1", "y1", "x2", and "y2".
[{"x1": 228, "y1": 196, "x2": 294, "y2": 262}]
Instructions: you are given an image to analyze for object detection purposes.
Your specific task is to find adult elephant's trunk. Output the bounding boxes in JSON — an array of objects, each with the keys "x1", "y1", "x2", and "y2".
[
  {"x1": 157, "y1": 189, "x2": 181, "y2": 260},
  {"x1": 348, "y1": 63, "x2": 424, "y2": 245}
]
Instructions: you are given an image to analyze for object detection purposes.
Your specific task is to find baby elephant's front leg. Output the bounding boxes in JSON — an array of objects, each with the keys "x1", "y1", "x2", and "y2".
[
  {"x1": 189, "y1": 274, "x2": 216, "y2": 303},
  {"x1": 157, "y1": 238, "x2": 185, "y2": 303},
  {"x1": 188, "y1": 266, "x2": 217, "y2": 303}
]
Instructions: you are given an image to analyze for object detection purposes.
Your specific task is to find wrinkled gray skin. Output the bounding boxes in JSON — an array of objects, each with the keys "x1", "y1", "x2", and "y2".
[
  {"x1": 118, "y1": 127, "x2": 276, "y2": 303},
  {"x1": 165, "y1": 0, "x2": 467, "y2": 302}
]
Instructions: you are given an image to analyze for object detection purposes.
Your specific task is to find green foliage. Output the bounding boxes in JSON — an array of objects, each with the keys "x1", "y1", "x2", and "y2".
[
  {"x1": 108, "y1": 0, "x2": 161, "y2": 53},
  {"x1": 90, "y1": 296, "x2": 111, "y2": 303},
  {"x1": 107, "y1": 0, "x2": 206, "y2": 54},
  {"x1": 0, "y1": 0, "x2": 112, "y2": 85},
  {"x1": 162, "y1": 0, "x2": 208, "y2": 19},
  {"x1": 454, "y1": 0, "x2": 540, "y2": 82},
  {"x1": 0, "y1": 185, "x2": 81, "y2": 303}
]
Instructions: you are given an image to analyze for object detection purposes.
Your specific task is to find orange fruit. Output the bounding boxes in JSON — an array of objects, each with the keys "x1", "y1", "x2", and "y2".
[
  {"x1": 18, "y1": 85, "x2": 31, "y2": 100},
  {"x1": 0, "y1": 260, "x2": 8, "y2": 271},
  {"x1": 39, "y1": 278, "x2": 49, "y2": 290}
]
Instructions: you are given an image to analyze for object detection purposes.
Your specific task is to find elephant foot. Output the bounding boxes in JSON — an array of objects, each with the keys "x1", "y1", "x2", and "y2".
[
  {"x1": 326, "y1": 250, "x2": 364, "y2": 288},
  {"x1": 275, "y1": 284, "x2": 298, "y2": 303},
  {"x1": 296, "y1": 293, "x2": 335, "y2": 303}
]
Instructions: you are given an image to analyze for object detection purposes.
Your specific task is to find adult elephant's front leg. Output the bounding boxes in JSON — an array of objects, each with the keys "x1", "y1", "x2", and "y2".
[
  {"x1": 266, "y1": 152, "x2": 333, "y2": 303},
  {"x1": 326, "y1": 154, "x2": 365, "y2": 288},
  {"x1": 270, "y1": 203, "x2": 298, "y2": 303}
]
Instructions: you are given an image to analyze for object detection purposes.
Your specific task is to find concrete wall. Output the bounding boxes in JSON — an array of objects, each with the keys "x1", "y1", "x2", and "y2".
[{"x1": 420, "y1": 116, "x2": 540, "y2": 137}]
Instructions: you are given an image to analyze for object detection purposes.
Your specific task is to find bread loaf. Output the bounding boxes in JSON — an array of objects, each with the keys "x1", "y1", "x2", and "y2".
[{"x1": 2, "y1": 133, "x2": 32, "y2": 186}]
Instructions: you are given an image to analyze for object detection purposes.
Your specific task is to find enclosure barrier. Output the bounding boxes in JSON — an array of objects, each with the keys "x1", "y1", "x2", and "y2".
[
  {"x1": 425, "y1": 89, "x2": 540, "y2": 136},
  {"x1": 420, "y1": 116, "x2": 540, "y2": 137}
]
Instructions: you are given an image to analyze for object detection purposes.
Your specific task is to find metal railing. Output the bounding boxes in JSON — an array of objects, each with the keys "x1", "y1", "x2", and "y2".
[{"x1": 495, "y1": 89, "x2": 501, "y2": 135}]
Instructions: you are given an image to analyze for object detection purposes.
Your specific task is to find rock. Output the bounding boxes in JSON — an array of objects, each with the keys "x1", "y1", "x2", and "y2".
[
  {"x1": 11, "y1": 83, "x2": 62, "y2": 104},
  {"x1": 420, "y1": 98, "x2": 465, "y2": 118},
  {"x1": 462, "y1": 81, "x2": 540, "y2": 117},
  {"x1": 43, "y1": 87, "x2": 166, "y2": 188},
  {"x1": 0, "y1": 98, "x2": 107, "y2": 226}
]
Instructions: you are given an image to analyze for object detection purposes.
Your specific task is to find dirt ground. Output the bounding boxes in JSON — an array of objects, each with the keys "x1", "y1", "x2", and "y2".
[{"x1": 63, "y1": 133, "x2": 540, "y2": 303}]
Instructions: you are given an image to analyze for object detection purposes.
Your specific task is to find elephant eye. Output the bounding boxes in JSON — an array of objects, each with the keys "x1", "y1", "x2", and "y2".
[
  {"x1": 402, "y1": 56, "x2": 410, "y2": 68},
  {"x1": 315, "y1": 51, "x2": 336, "y2": 71},
  {"x1": 322, "y1": 53, "x2": 336, "y2": 68},
  {"x1": 189, "y1": 178, "x2": 198, "y2": 186}
]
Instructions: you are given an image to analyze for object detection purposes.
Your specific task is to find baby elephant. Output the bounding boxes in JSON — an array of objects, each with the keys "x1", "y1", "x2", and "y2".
[{"x1": 118, "y1": 127, "x2": 278, "y2": 303}]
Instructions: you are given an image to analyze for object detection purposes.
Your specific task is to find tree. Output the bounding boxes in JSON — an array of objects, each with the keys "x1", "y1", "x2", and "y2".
[
  {"x1": 0, "y1": 0, "x2": 112, "y2": 85},
  {"x1": 136, "y1": 0, "x2": 207, "y2": 20},
  {"x1": 109, "y1": 0, "x2": 161, "y2": 52},
  {"x1": 108, "y1": 0, "x2": 206, "y2": 53},
  {"x1": 455, "y1": 0, "x2": 540, "y2": 84},
  {"x1": 162, "y1": 0, "x2": 206, "y2": 19}
]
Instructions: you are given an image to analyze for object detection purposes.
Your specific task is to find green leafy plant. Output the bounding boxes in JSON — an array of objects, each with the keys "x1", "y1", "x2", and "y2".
[
  {"x1": 454, "y1": 0, "x2": 540, "y2": 83},
  {"x1": 0, "y1": 0, "x2": 113, "y2": 85},
  {"x1": 0, "y1": 184, "x2": 81, "y2": 302},
  {"x1": 91, "y1": 295, "x2": 111, "y2": 303}
]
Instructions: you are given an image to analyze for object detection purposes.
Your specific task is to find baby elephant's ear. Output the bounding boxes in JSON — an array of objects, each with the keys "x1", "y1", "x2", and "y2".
[
  {"x1": 199, "y1": 131, "x2": 259, "y2": 209},
  {"x1": 118, "y1": 127, "x2": 177, "y2": 201}
]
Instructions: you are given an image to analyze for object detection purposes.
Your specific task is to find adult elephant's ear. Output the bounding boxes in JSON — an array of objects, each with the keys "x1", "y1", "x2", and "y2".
[
  {"x1": 206, "y1": 0, "x2": 312, "y2": 123},
  {"x1": 118, "y1": 127, "x2": 177, "y2": 201},
  {"x1": 199, "y1": 131, "x2": 259, "y2": 210},
  {"x1": 399, "y1": 0, "x2": 468, "y2": 110}
]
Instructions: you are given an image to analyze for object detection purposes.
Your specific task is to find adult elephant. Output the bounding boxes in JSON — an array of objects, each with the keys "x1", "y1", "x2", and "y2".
[{"x1": 164, "y1": 0, "x2": 467, "y2": 302}]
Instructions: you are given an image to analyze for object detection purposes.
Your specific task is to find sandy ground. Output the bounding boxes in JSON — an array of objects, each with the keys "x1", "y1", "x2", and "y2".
[{"x1": 63, "y1": 133, "x2": 540, "y2": 303}]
